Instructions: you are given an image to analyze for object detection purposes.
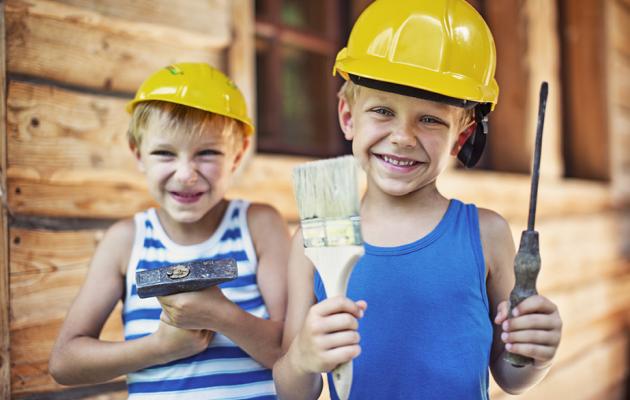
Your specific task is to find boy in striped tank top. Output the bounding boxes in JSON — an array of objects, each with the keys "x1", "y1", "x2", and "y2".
[{"x1": 50, "y1": 63, "x2": 289, "y2": 399}]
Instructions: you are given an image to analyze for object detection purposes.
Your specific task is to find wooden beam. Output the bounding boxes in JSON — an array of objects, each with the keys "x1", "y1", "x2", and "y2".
[
  {"x1": 5, "y1": 0, "x2": 225, "y2": 93},
  {"x1": 523, "y1": 0, "x2": 563, "y2": 178},
  {"x1": 485, "y1": 0, "x2": 563, "y2": 177},
  {"x1": 0, "y1": 2, "x2": 10, "y2": 397},
  {"x1": 607, "y1": 0, "x2": 630, "y2": 205},
  {"x1": 229, "y1": 0, "x2": 256, "y2": 170},
  {"x1": 560, "y1": 0, "x2": 608, "y2": 180}
]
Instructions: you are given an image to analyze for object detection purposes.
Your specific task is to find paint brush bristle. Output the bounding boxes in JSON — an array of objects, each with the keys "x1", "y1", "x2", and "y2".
[{"x1": 292, "y1": 155, "x2": 362, "y2": 248}]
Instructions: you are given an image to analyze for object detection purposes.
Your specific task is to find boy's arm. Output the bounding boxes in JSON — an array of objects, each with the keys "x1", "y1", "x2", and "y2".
[
  {"x1": 480, "y1": 209, "x2": 562, "y2": 395},
  {"x1": 273, "y1": 230, "x2": 366, "y2": 400},
  {"x1": 158, "y1": 203, "x2": 290, "y2": 368},
  {"x1": 49, "y1": 219, "x2": 212, "y2": 385}
]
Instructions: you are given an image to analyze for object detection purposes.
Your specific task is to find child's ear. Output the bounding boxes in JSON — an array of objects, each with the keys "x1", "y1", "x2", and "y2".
[
  {"x1": 130, "y1": 142, "x2": 146, "y2": 172},
  {"x1": 338, "y1": 96, "x2": 355, "y2": 140},
  {"x1": 451, "y1": 122, "x2": 476, "y2": 156},
  {"x1": 231, "y1": 136, "x2": 250, "y2": 172}
]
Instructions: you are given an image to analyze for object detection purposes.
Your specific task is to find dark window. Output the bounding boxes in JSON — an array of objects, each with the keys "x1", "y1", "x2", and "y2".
[{"x1": 255, "y1": 0, "x2": 350, "y2": 157}]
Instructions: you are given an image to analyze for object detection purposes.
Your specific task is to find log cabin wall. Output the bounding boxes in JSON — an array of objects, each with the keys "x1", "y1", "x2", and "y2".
[
  {"x1": 1, "y1": 0, "x2": 255, "y2": 397},
  {"x1": 0, "y1": 0, "x2": 629, "y2": 399}
]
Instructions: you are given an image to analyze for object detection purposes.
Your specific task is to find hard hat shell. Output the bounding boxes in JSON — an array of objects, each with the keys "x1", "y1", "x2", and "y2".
[
  {"x1": 127, "y1": 63, "x2": 254, "y2": 135},
  {"x1": 333, "y1": 0, "x2": 499, "y2": 109}
]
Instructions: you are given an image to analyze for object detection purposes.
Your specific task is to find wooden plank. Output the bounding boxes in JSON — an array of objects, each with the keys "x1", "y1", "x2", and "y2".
[
  {"x1": 0, "y1": 3, "x2": 10, "y2": 398},
  {"x1": 560, "y1": 0, "x2": 608, "y2": 180},
  {"x1": 10, "y1": 228, "x2": 103, "y2": 275},
  {"x1": 10, "y1": 267, "x2": 123, "y2": 394},
  {"x1": 6, "y1": 0, "x2": 225, "y2": 93},
  {"x1": 54, "y1": 0, "x2": 230, "y2": 39}
]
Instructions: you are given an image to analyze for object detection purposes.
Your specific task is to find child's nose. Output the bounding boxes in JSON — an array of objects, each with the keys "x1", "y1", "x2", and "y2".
[
  {"x1": 174, "y1": 160, "x2": 199, "y2": 186},
  {"x1": 389, "y1": 126, "x2": 417, "y2": 147}
]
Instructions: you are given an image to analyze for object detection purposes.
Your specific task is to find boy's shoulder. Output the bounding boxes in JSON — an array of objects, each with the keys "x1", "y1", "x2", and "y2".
[
  {"x1": 93, "y1": 218, "x2": 136, "y2": 276},
  {"x1": 476, "y1": 207, "x2": 511, "y2": 239},
  {"x1": 476, "y1": 207, "x2": 514, "y2": 275},
  {"x1": 244, "y1": 202, "x2": 288, "y2": 253}
]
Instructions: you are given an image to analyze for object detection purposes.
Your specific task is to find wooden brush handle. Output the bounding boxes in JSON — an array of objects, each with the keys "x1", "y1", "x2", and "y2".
[{"x1": 304, "y1": 246, "x2": 364, "y2": 400}]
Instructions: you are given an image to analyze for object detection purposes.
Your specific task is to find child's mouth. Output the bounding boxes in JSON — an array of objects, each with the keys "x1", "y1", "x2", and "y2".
[
  {"x1": 376, "y1": 154, "x2": 421, "y2": 169},
  {"x1": 169, "y1": 191, "x2": 204, "y2": 204}
]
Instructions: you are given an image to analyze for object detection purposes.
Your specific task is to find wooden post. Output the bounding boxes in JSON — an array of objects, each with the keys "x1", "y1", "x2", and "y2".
[
  {"x1": 229, "y1": 0, "x2": 256, "y2": 171},
  {"x1": 523, "y1": 0, "x2": 563, "y2": 179},
  {"x1": 606, "y1": 0, "x2": 630, "y2": 206},
  {"x1": 0, "y1": 2, "x2": 11, "y2": 398},
  {"x1": 485, "y1": 0, "x2": 562, "y2": 178}
]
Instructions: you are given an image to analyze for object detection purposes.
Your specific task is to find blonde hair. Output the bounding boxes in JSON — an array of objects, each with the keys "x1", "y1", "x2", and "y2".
[
  {"x1": 338, "y1": 80, "x2": 475, "y2": 130},
  {"x1": 127, "y1": 101, "x2": 246, "y2": 149}
]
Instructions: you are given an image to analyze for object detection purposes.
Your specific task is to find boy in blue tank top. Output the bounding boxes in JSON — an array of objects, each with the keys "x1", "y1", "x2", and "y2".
[
  {"x1": 274, "y1": 1, "x2": 562, "y2": 399},
  {"x1": 50, "y1": 63, "x2": 289, "y2": 399}
]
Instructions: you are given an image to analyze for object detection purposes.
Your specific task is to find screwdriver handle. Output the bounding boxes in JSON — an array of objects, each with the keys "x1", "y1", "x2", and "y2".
[{"x1": 504, "y1": 231, "x2": 541, "y2": 367}]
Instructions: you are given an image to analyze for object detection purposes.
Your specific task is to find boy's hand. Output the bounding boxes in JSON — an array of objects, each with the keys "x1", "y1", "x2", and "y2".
[
  {"x1": 158, "y1": 286, "x2": 233, "y2": 331},
  {"x1": 494, "y1": 295, "x2": 562, "y2": 368},
  {"x1": 288, "y1": 296, "x2": 367, "y2": 375},
  {"x1": 153, "y1": 319, "x2": 214, "y2": 363}
]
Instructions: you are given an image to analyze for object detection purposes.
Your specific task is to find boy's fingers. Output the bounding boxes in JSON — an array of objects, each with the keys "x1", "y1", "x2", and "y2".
[
  {"x1": 494, "y1": 301, "x2": 509, "y2": 323},
  {"x1": 323, "y1": 345, "x2": 362, "y2": 369},
  {"x1": 316, "y1": 330, "x2": 361, "y2": 350},
  {"x1": 512, "y1": 295, "x2": 558, "y2": 316},
  {"x1": 503, "y1": 314, "x2": 561, "y2": 332},
  {"x1": 313, "y1": 313, "x2": 359, "y2": 334},
  {"x1": 501, "y1": 329, "x2": 561, "y2": 347},
  {"x1": 312, "y1": 296, "x2": 366, "y2": 318},
  {"x1": 505, "y1": 343, "x2": 556, "y2": 362}
]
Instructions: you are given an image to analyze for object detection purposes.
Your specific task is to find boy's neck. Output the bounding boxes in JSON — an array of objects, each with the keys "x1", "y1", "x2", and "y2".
[
  {"x1": 361, "y1": 181, "x2": 451, "y2": 247},
  {"x1": 156, "y1": 200, "x2": 229, "y2": 246}
]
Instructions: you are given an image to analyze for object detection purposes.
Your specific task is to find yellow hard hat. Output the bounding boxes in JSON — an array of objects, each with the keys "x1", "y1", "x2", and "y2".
[
  {"x1": 127, "y1": 62, "x2": 254, "y2": 135},
  {"x1": 333, "y1": 0, "x2": 498, "y2": 109}
]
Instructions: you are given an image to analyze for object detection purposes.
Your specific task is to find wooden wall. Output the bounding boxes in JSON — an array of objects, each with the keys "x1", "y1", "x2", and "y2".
[
  {"x1": 1, "y1": 0, "x2": 255, "y2": 397},
  {"x1": 1, "y1": 0, "x2": 629, "y2": 399}
]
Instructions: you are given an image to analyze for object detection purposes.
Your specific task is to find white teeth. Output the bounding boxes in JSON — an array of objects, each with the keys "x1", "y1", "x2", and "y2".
[{"x1": 382, "y1": 155, "x2": 417, "y2": 167}]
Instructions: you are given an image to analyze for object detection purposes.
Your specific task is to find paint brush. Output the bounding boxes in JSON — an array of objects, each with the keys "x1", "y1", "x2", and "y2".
[{"x1": 292, "y1": 155, "x2": 364, "y2": 400}]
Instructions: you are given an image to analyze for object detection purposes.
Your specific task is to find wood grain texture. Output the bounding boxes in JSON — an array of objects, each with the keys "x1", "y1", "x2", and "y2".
[
  {"x1": 6, "y1": 76, "x2": 612, "y2": 220},
  {"x1": 0, "y1": 4, "x2": 10, "y2": 398},
  {"x1": 608, "y1": 0, "x2": 630, "y2": 205},
  {"x1": 10, "y1": 260, "x2": 124, "y2": 394},
  {"x1": 54, "y1": 0, "x2": 230, "y2": 39},
  {"x1": 5, "y1": 0, "x2": 225, "y2": 93},
  {"x1": 560, "y1": 0, "x2": 609, "y2": 180}
]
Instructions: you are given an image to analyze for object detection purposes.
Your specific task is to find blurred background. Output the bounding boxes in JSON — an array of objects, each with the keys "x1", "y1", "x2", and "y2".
[{"x1": 0, "y1": 0, "x2": 628, "y2": 398}]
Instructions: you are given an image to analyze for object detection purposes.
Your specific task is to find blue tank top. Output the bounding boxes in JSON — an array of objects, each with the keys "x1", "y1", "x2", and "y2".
[
  {"x1": 314, "y1": 199, "x2": 493, "y2": 400},
  {"x1": 123, "y1": 200, "x2": 276, "y2": 399}
]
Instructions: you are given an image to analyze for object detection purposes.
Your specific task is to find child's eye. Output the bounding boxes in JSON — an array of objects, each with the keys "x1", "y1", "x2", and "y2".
[
  {"x1": 198, "y1": 149, "x2": 223, "y2": 157},
  {"x1": 420, "y1": 115, "x2": 447, "y2": 126},
  {"x1": 370, "y1": 107, "x2": 394, "y2": 117},
  {"x1": 150, "y1": 150, "x2": 174, "y2": 157}
]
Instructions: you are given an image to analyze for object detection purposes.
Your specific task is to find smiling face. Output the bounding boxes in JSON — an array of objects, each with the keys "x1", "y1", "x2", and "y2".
[
  {"x1": 131, "y1": 104, "x2": 247, "y2": 225},
  {"x1": 338, "y1": 85, "x2": 473, "y2": 198}
]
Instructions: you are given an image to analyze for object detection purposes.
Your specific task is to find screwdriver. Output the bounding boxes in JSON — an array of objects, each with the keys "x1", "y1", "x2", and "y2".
[{"x1": 504, "y1": 81, "x2": 548, "y2": 367}]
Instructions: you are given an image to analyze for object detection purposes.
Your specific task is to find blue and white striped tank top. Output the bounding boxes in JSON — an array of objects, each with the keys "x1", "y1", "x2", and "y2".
[{"x1": 123, "y1": 200, "x2": 276, "y2": 399}]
